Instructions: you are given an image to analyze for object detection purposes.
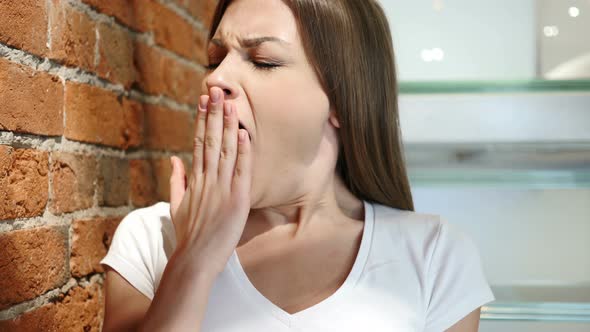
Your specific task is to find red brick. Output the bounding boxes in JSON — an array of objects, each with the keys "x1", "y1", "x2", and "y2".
[
  {"x1": 0, "y1": 226, "x2": 68, "y2": 310},
  {"x1": 147, "y1": 0, "x2": 205, "y2": 63},
  {"x1": 193, "y1": 27, "x2": 209, "y2": 66},
  {"x1": 174, "y1": 0, "x2": 189, "y2": 8},
  {"x1": 129, "y1": 156, "x2": 188, "y2": 205},
  {"x1": 145, "y1": 105, "x2": 194, "y2": 152},
  {"x1": 81, "y1": 0, "x2": 208, "y2": 64},
  {"x1": 49, "y1": 152, "x2": 97, "y2": 214},
  {"x1": 189, "y1": 0, "x2": 219, "y2": 31},
  {"x1": 152, "y1": 157, "x2": 173, "y2": 202},
  {"x1": 0, "y1": 147, "x2": 49, "y2": 221},
  {"x1": 0, "y1": 0, "x2": 48, "y2": 56},
  {"x1": 0, "y1": 282, "x2": 104, "y2": 332},
  {"x1": 49, "y1": 0, "x2": 96, "y2": 72},
  {"x1": 129, "y1": 159, "x2": 158, "y2": 207},
  {"x1": 97, "y1": 157, "x2": 129, "y2": 207},
  {"x1": 0, "y1": 145, "x2": 9, "y2": 164},
  {"x1": 0, "y1": 58, "x2": 64, "y2": 136},
  {"x1": 70, "y1": 217, "x2": 122, "y2": 277},
  {"x1": 81, "y1": 0, "x2": 149, "y2": 32},
  {"x1": 133, "y1": 41, "x2": 166, "y2": 97},
  {"x1": 134, "y1": 40, "x2": 203, "y2": 105},
  {"x1": 64, "y1": 82, "x2": 143, "y2": 149},
  {"x1": 163, "y1": 55, "x2": 204, "y2": 105},
  {"x1": 96, "y1": 22, "x2": 137, "y2": 88},
  {"x1": 162, "y1": 154, "x2": 192, "y2": 203}
]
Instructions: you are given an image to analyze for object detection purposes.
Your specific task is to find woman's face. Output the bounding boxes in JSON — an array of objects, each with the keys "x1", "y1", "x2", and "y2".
[{"x1": 203, "y1": 0, "x2": 340, "y2": 208}]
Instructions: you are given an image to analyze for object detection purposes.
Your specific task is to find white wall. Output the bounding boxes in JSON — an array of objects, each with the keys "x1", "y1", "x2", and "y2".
[
  {"x1": 538, "y1": 0, "x2": 590, "y2": 76},
  {"x1": 412, "y1": 187, "x2": 590, "y2": 286},
  {"x1": 379, "y1": 0, "x2": 536, "y2": 80}
]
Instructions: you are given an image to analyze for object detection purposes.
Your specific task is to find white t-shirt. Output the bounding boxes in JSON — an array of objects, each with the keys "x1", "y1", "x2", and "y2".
[{"x1": 100, "y1": 200, "x2": 495, "y2": 331}]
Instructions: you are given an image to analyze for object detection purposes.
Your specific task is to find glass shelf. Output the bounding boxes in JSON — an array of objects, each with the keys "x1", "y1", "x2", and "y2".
[
  {"x1": 405, "y1": 142, "x2": 590, "y2": 188},
  {"x1": 408, "y1": 169, "x2": 590, "y2": 189},
  {"x1": 482, "y1": 302, "x2": 590, "y2": 322},
  {"x1": 398, "y1": 79, "x2": 590, "y2": 95},
  {"x1": 482, "y1": 284, "x2": 590, "y2": 322}
]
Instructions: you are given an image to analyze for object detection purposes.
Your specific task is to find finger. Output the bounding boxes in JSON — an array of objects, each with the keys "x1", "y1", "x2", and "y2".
[
  {"x1": 204, "y1": 87, "x2": 224, "y2": 179},
  {"x1": 233, "y1": 129, "x2": 253, "y2": 205},
  {"x1": 192, "y1": 95, "x2": 209, "y2": 176},
  {"x1": 169, "y1": 156, "x2": 186, "y2": 217},
  {"x1": 219, "y1": 102, "x2": 238, "y2": 188}
]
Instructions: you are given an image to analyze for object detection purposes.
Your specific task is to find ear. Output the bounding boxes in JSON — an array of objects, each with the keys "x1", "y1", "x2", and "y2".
[{"x1": 329, "y1": 111, "x2": 341, "y2": 128}]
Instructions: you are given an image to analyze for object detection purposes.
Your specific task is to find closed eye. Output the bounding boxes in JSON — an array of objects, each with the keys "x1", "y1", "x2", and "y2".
[{"x1": 205, "y1": 61, "x2": 280, "y2": 71}]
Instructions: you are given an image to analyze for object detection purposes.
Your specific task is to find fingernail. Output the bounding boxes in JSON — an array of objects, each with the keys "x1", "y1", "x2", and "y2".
[
  {"x1": 224, "y1": 102, "x2": 231, "y2": 116},
  {"x1": 211, "y1": 88, "x2": 221, "y2": 103},
  {"x1": 199, "y1": 96, "x2": 207, "y2": 110},
  {"x1": 170, "y1": 156, "x2": 174, "y2": 170}
]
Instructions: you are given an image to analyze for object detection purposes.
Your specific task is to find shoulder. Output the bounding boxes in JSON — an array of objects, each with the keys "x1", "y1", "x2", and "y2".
[
  {"x1": 370, "y1": 202, "x2": 478, "y2": 271},
  {"x1": 371, "y1": 202, "x2": 443, "y2": 249},
  {"x1": 100, "y1": 201, "x2": 175, "y2": 300},
  {"x1": 369, "y1": 202, "x2": 494, "y2": 331},
  {"x1": 123, "y1": 201, "x2": 171, "y2": 222},
  {"x1": 113, "y1": 201, "x2": 176, "y2": 252},
  {"x1": 119, "y1": 201, "x2": 171, "y2": 228}
]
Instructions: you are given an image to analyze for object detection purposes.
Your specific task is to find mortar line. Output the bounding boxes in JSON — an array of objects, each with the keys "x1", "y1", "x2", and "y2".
[
  {"x1": 46, "y1": 0, "x2": 52, "y2": 50},
  {"x1": 157, "y1": 0, "x2": 208, "y2": 32},
  {"x1": 0, "y1": 42, "x2": 198, "y2": 113},
  {"x1": 68, "y1": 0, "x2": 206, "y2": 72},
  {"x1": 94, "y1": 26, "x2": 100, "y2": 69},
  {"x1": 0, "y1": 131, "x2": 192, "y2": 159},
  {"x1": 0, "y1": 205, "x2": 134, "y2": 234},
  {"x1": 0, "y1": 273, "x2": 105, "y2": 321}
]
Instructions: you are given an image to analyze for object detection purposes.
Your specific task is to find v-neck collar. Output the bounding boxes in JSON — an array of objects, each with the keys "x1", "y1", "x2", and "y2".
[{"x1": 228, "y1": 200, "x2": 375, "y2": 327}]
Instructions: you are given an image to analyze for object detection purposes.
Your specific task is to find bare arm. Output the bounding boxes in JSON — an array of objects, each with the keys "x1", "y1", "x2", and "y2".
[
  {"x1": 102, "y1": 266, "x2": 151, "y2": 332},
  {"x1": 445, "y1": 307, "x2": 482, "y2": 332},
  {"x1": 136, "y1": 250, "x2": 216, "y2": 332}
]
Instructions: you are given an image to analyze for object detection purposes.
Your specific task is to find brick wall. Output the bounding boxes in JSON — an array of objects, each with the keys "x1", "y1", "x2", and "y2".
[{"x1": 0, "y1": 0, "x2": 217, "y2": 330}]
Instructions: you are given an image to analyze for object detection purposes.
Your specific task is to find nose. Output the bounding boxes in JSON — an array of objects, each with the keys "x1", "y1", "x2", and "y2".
[{"x1": 203, "y1": 62, "x2": 239, "y2": 100}]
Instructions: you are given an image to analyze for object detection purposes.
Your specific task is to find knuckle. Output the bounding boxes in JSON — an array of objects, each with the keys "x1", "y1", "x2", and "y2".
[
  {"x1": 209, "y1": 104, "x2": 221, "y2": 114},
  {"x1": 224, "y1": 116, "x2": 234, "y2": 129},
  {"x1": 205, "y1": 135, "x2": 218, "y2": 149},
  {"x1": 187, "y1": 175, "x2": 198, "y2": 188},
  {"x1": 194, "y1": 136, "x2": 205, "y2": 149},
  {"x1": 220, "y1": 145, "x2": 234, "y2": 159},
  {"x1": 235, "y1": 167, "x2": 243, "y2": 177}
]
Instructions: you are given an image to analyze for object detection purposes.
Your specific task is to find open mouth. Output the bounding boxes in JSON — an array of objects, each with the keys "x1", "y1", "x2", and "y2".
[{"x1": 238, "y1": 121, "x2": 251, "y2": 141}]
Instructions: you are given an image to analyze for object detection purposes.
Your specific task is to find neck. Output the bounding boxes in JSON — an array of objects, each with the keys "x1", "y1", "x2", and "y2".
[{"x1": 241, "y1": 172, "x2": 364, "y2": 245}]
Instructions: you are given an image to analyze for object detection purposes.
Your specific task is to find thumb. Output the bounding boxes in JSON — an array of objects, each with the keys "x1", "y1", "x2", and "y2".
[{"x1": 169, "y1": 156, "x2": 186, "y2": 216}]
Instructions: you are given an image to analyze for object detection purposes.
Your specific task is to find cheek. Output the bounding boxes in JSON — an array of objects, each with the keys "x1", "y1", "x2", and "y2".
[{"x1": 256, "y1": 83, "x2": 329, "y2": 163}]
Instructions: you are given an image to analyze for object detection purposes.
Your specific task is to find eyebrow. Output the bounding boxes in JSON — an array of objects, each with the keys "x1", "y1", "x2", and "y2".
[{"x1": 210, "y1": 36, "x2": 291, "y2": 49}]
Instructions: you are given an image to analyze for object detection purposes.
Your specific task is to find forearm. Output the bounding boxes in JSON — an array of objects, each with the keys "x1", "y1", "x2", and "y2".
[{"x1": 137, "y1": 251, "x2": 217, "y2": 332}]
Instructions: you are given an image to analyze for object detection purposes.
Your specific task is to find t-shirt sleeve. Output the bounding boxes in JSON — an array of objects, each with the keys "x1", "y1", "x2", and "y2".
[
  {"x1": 423, "y1": 217, "x2": 495, "y2": 332},
  {"x1": 99, "y1": 209, "x2": 157, "y2": 300}
]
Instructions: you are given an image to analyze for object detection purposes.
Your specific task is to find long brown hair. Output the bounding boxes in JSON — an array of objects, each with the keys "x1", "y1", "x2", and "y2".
[{"x1": 208, "y1": 0, "x2": 414, "y2": 211}]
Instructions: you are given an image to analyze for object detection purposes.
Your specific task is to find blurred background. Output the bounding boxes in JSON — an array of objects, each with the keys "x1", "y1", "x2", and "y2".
[{"x1": 382, "y1": 0, "x2": 590, "y2": 331}]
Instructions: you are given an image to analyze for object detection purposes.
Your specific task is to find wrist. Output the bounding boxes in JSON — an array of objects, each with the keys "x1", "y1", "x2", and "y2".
[{"x1": 169, "y1": 244, "x2": 220, "y2": 285}]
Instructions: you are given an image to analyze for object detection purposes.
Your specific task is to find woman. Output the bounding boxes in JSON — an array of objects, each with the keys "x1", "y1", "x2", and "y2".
[{"x1": 100, "y1": 0, "x2": 495, "y2": 331}]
